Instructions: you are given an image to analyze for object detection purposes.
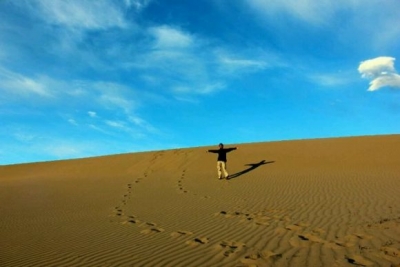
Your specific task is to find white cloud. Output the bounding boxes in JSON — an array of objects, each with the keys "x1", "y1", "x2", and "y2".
[
  {"x1": 358, "y1": 57, "x2": 395, "y2": 79},
  {"x1": 358, "y1": 57, "x2": 400, "y2": 91},
  {"x1": 368, "y1": 73, "x2": 400, "y2": 92}
]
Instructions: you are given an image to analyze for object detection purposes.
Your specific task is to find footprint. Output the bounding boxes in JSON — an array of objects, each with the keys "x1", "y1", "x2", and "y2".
[
  {"x1": 289, "y1": 235, "x2": 311, "y2": 248},
  {"x1": 121, "y1": 215, "x2": 140, "y2": 225},
  {"x1": 171, "y1": 231, "x2": 193, "y2": 238},
  {"x1": 114, "y1": 209, "x2": 123, "y2": 216},
  {"x1": 186, "y1": 237, "x2": 209, "y2": 246},
  {"x1": 127, "y1": 216, "x2": 140, "y2": 224},
  {"x1": 217, "y1": 210, "x2": 247, "y2": 219},
  {"x1": 271, "y1": 214, "x2": 291, "y2": 223},
  {"x1": 303, "y1": 233, "x2": 325, "y2": 243},
  {"x1": 289, "y1": 233, "x2": 327, "y2": 248},
  {"x1": 140, "y1": 227, "x2": 165, "y2": 234},
  {"x1": 240, "y1": 250, "x2": 282, "y2": 265},
  {"x1": 260, "y1": 250, "x2": 283, "y2": 260},
  {"x1": 324, "y1": 241, "x2": 347, "y2": 250},
  {"x1": 254, "y1": 216, "x2": 270, "y2": 226},
  {"x1": 194, "y1": 237, "x2": 209, "y2": 244},
  {"x1": 217, "y1": 210, "x2": 278, "y2": 227},
  {"x1": 176, "y1": 169, "x2": 189, "y2": 193},
  {"x1": 298, "y1": 235, "x2": 309, "y2": 241},
  {"x1": 127, "y1": 218, "x2": 140, "y2": 224},
  {"x1": 121, "y1": 218, "x2": 141, "y2": 225},
  {"x1": 345, "y1": 255, "x2": 373, "y2": 266},
  {"x1": 218, "y1": 241, "x2": 246, "y2": 257},
  {"x1": 114, "y1": 209, "x2": 124, "y2": 217},
  {"x1": 380, "y1": 246, "x2": 400, "y2": 258},
  {"x1": 217, "y1": 211, "x2": 234, "y2": 218},
  {"x1": 285, "y1": 223, "x2": 307, "y2": 231},
  {"x1": 338, "y1": 234, "x2": 372, "y2": 248}
]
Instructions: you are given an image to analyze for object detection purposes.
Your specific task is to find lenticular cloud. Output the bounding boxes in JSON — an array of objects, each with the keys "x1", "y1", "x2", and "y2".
[{"x1": 358, "y1": 57, "x2": 400, "y2": 91}]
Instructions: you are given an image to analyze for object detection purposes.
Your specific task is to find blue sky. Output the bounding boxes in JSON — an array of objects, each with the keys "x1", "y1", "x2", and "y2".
[{"x1": 1, "y1": 0, "x2": 400, "y2": 165}]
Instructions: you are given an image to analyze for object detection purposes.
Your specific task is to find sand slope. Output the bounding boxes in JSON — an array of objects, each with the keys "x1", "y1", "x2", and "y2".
[{"x1": 1, "y1": 135, "x2": 400, "y2": 267}]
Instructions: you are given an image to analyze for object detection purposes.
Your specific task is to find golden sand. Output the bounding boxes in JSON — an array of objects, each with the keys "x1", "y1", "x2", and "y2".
[{"x1": 1, "y1": 135, "x2": 400, "y2": 267}]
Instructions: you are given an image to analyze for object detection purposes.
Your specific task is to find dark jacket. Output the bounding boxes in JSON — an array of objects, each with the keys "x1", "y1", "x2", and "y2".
[{"x1": 208, "y1": 147, "x2": 237, "y2": 162}]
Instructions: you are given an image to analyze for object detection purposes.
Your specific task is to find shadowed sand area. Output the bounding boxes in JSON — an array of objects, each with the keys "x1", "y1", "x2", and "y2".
[{"x1": 1, "y1": 135, "x2": 400, "y2": 267}]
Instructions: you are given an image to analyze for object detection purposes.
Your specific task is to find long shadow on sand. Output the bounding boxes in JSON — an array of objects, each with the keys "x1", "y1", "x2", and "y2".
[{"x1": 228, "y1": 160, "x2": 275, "y2": 180}]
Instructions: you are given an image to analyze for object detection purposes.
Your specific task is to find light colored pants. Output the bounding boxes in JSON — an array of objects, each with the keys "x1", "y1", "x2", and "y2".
[{"x1": 217, "y1": 161, "x2": 228, "y2": 178}]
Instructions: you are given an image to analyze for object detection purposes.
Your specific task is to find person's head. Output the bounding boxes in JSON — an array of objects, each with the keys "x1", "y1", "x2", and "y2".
[{"x1": 219, "y1": 143, "x2": 224, "y2": 148}]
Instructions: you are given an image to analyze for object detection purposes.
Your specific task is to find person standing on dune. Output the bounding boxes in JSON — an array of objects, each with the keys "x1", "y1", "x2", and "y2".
[{"x1": 207, "y1": 143, "x2": 238, "y2": 180}]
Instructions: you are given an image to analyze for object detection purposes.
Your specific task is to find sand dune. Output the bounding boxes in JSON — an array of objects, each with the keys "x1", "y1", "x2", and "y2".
[{"x1": 1, "y1": 135, "x2": 400, "y2": 267}]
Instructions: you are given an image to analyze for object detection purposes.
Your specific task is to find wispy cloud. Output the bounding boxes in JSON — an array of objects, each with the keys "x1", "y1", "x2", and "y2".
[
  {"x1": 44, "y1": 143, "x2": 82, "y2": 158},
  {"x1": 124, "y1": 0, "x2": 152, "y2": 11},
  {"x1": 129, "y1": 26, "x2": 272, "y2": 96},
  {"x1": 99, "y1": 93, "x2": 135, "y2": 113},
  {"x1": 0, "y1": 68, "x2": 53, "y2": 97},
  {"x1": 0, "y1": 65, "x2": 156, "y2": 142},
  {"x1": 150, "y1": 25, "x2": 194, "y2": 49},
  {"x1": 105, "y1": 120, "x2": 126, "y2": 129},
  {"x1": 358, "y1": 57, "x2": 400, "y2": 91},
  {"x1": 123, "y1": 25, "x2": 227, "y2": 96},
  {"x1": 88, "y1": 111, "x2": 97, "y2": 118},
  {"x1": 3, "y1": 1, "x2": 271, "y2": 101},
  {"x1": 13, "y1": 132, "x2": 36, "y2": 142},
  {"x1": 68, "y1": 119, "x2": 78, "y2": 126},
  {"x1": 34, "y1": 0, "x2": 128, "y2": 30},
  {"x1": 217, "y1": 55, "x2": 268, "y2": 74},
  {"x1": 308, "y1": 72, "x2": 355, "y2": 87},
  {"x1": 129, "y1": 116, "x2": 157, "y2": 133},
  {"x1": 246, "y1": 0, "x2": 344, "y2": 25},
  {"x1": 245, "y1": 0, "x2": 400, "y2": 51},
  {"x1": 172, "y1": 82, "x2": 226, "y2": 95}
]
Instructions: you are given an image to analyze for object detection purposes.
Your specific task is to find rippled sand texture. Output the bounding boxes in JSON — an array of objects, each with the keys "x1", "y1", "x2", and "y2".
[{"x1": 1, "y1": 135, "x2": 400, "y2": 267}]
